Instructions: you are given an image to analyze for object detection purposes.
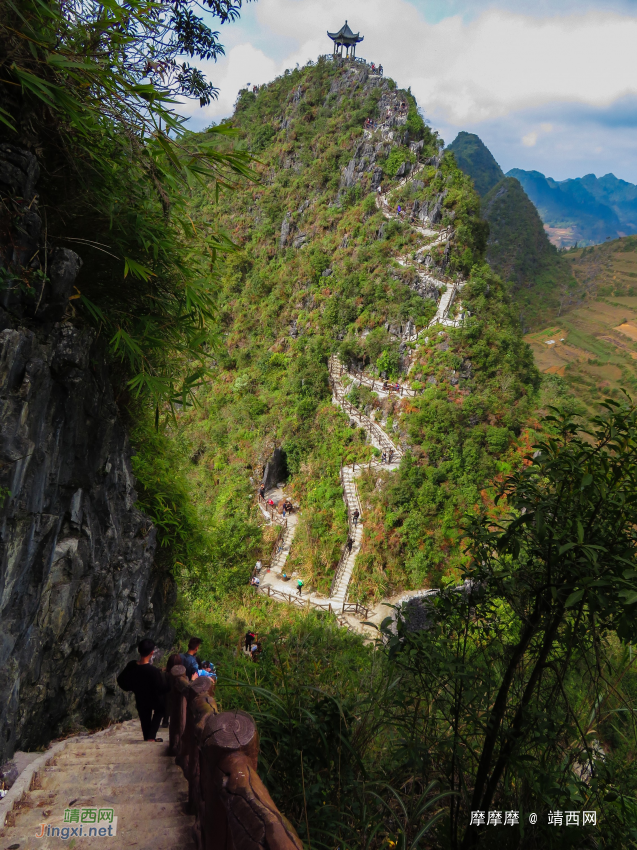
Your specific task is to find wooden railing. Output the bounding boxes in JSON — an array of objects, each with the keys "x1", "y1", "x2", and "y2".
[
  {"x1": 342, "y1": 601, "x2": 370, "y2": 618},
  {"x1": 168, "y1": 662, "x2": 302, "y2": 850},
  {"x1": 341, "y1": 363, "x2": 418, "y2": 398},
  {"x1": 328, "y1": 362, "x2": 401, "y2": 458},
  {"x1": 256, "y1": 584, "x2": 369, "y2": 619}
]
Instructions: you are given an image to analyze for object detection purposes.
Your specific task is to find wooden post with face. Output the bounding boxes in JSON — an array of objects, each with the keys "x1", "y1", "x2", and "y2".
[{"x1": 200, "y1": 710, "x2": 303, "y2": 850}]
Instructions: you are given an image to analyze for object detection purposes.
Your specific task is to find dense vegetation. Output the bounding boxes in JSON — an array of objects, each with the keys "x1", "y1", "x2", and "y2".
[
  {"x1": 447, "y1": 131, "x2": 504, "y2": 197},
  {"x1": 180, "y1": 400, "x2": 637, "y2": 850},
  {"x1": 482, "y1": 177, "x2": 579, "y2": 328},
  {"x1": 145, "y1": 59, "x2": 544, "y2": 608},
  {"x1": 4, "y1": 5, "x2": 637, "y2": 845},
  {"x1": 0, "y1": 0, "x2": 254, "y2": 411},
  {"x1": 447, "y1": 133, "x2": 578, "y2": 330}
]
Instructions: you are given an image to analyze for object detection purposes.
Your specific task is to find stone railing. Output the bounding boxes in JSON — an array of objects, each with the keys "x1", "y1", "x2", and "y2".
[{"x1": 168, "y1": 662, "x2": 302, "y2": 850}]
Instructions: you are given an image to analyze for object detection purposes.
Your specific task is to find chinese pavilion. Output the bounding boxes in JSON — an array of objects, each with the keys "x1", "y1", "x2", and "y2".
[{"x1": 327, "y1": 21, "x2": 364, "y2": 59}]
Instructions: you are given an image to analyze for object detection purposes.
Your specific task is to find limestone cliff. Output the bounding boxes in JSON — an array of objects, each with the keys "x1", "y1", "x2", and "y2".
[{"x1": 0, "y1": 145, "x2": 174, "y2": 762}]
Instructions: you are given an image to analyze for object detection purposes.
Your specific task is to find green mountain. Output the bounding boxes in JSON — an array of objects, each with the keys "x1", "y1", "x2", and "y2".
[
  {"x1": 446, "y1": 131, "x2": 504, "y2": 196},
  {"x1": 164, "y1": 58, "x2": 537, "y2": 607},
  {"x1": 507, "y1": 168, "x2": 637, "y2": 247},
  {"x1": 447, "y1": 133, "x2": 579, "y2": 327},
  {"x1": 482, "y1": 177, "x2": 578, "y2": 326}
]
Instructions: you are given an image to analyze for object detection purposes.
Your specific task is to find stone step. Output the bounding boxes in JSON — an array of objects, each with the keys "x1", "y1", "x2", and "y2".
[
  {"x1": 5, "y1": 800, "x2": 189, "y2": 828},
  {"x1": 23, "y1": 782, "x2": 189, "y2": 804},
  {"x1": 55, "y1": 748, "x2": 174, "y2": 765},
  {"x1": 37, "y1": 769, "x2": 184, "y2": 793}
]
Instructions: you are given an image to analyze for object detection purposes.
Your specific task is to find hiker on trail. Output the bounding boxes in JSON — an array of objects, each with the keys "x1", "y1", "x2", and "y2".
[
  {"x1": 347, "y1": 536, "x2": 353, "y2": 554},
  {"x1": 180, "y1": 636, "x2": 202, "y2": 680},
  {"x1": 245, "y1": 631, "x2": 255, "y2": 651},
  {"x1": 381, "y1": 450, "x2": 387, "y2": 464},
  {"x1": 371, "y1": 62, "x2": 375, "y2": 71},
  {"x1": 352, "y1": 509, "x2": 360, "y2": 527},
  {"x1": 285, "y1": 500, "x2": 293, "y2": 514},
  {"x1": 379, "y1": 65, "x2": 383, "y2": 76},
  {"x1": 388, "y1": 450, "x2": 394, "y2": 463},
  {"x1": 117, "y1": 638, "x2": 170, "y2": 742},
  {"x1": 267, "y1": 498, "x2": 275, "y2": 507},
  {"x1": 255, "y1": 559, "x2": 262, "y2": 573},
  {"x1": 253, "y1": 575, "x2": 260, "y2": 588},
  {"x1": 259, "y1": 484, "x2": 265, "y2": 499},
  {"x1": 297, "y1": 578, "x2": 304, "y2": 596}
]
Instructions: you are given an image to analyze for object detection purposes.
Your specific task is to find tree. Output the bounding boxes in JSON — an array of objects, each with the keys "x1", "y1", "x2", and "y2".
[
  {"x1": 383, "y1": 399, "x2": 637, "y2": 848},
  {"x1": 0, "y1": 0, "x2": 256, "y2": 410}
]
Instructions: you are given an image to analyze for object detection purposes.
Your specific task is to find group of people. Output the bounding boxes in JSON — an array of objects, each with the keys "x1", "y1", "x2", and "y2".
[
  {"x1": 381, "y1": 449, "x2": 395, "y2": 464},
  {"x1": 116, "y1": 636, "x2": 217, "y2": 743},
  {"x1": 382, "y1": 380, "x2": 402, "y2": 393},
  {"x1": 370, "y1": 62, "x2": 384, "y2": 75},
  {"x1": 244, "y1": 631, "x2": 263, "y2": 662},
  {"x1": 258, "y1": 484, "x2": 294, "y2": 517}
]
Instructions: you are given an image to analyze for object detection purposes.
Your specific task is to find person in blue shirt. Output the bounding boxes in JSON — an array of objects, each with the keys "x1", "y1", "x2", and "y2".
[{"x1": 180, "y1": 636, "x2": 202, "y2": 680}]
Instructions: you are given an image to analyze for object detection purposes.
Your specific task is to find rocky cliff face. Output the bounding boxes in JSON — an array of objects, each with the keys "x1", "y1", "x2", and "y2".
[{"x1": 0, "y1": 145, "x2": 174, "y2": 762}]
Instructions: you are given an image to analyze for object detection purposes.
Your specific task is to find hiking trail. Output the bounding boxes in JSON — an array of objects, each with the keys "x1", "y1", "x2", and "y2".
[{"x1": 255, "y1": 126, "x2": 468, "y2": 630}]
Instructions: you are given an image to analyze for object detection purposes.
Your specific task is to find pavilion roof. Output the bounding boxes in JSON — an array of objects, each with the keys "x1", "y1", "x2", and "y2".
[{"x1": 327, "y1": 21, "x2": 364, "y2": 44}]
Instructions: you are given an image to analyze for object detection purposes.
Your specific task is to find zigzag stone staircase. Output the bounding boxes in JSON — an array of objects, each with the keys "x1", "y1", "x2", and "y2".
[{"x1": 256, "y1": 133, "x2": 465, "y2": 623}]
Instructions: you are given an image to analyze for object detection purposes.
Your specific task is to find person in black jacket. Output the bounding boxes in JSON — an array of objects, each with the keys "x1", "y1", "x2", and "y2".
[{"x1": 117, "y1": 638, "x2": 170, "y2": 742}]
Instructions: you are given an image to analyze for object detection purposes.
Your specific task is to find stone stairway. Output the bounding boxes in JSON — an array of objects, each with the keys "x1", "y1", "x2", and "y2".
[
  {"x1": 330, "y1": 463, "x2": 365, "y2": 603},
  {"x1": 376, "y1": 165, "x2": 466, "y2": 328},
  {"x1": 429, "y1": 281, "x2": 459, "y2": 327},
  {"x1": 329, "y1": 356, "x2": 403, "y2": 460},
  {"x1": 270, "y1": 515, "x2": 298, "y2": 573},
  {"x1": 0, "y1": 720, "x2": 194, "y2": 850}
]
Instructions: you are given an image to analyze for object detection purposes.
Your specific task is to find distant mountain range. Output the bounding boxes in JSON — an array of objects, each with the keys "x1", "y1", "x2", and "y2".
[
  {"x1": 447, "y1": 132, "x2": 577, "y2": 328},
  {"x1": 447, "y1": 131, "x2": 637, "y2": 249},
  {"x1": 505, "y1": 169, "x2": 637, "y2": 248}
]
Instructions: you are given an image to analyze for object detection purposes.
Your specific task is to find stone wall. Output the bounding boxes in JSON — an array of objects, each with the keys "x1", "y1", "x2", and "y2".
[{"x1": 0, "y1": 145, "x2": 174, "y2": 762}]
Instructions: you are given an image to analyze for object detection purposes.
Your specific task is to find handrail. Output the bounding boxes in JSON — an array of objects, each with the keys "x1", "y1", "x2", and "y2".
[
  {"x1": 257, "y1": 494, "x2": 289, "y2": 527},
  {"x1": 328, "y1": 358, "x2": 401, "y2": 458},
  {"x1": 343, "y1": 364, "x2": 418, "y2": 398},
  {"x1": 168, "y1": 663, "x2": 302, "y2": 850}
]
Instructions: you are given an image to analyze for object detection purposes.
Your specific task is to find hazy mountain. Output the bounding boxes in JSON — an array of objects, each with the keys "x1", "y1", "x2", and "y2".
[
  {"x1": 507, "y1": 169, "x2": 637, "y2": 247},
  {"x1": 446, "y1": 131, "x2": 504, "y2": 197}
]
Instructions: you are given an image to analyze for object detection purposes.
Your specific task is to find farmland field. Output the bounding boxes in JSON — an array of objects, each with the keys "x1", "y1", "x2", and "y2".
[{"x1": 524, "y1": 237, "x2": 637, "y2": 413}]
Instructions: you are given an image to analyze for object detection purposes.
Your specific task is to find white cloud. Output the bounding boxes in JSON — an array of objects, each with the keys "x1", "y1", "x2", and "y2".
[
  {"x1": 179, "y1": 43, "x2": 279, "y2": 125},
  {"x1": 540, "y1": 123, "x2": 553, "y2": 133},
  {"x1": 522, "y1": 131, "x2": 538, "y2": 146},
  {"x1": 208, "y1": 1, "x2": 637, "y2": 126}
]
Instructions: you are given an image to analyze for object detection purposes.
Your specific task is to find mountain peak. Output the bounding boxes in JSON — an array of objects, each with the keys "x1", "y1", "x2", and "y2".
[{"x1": 446, "y1": 132, "x2": 504, "y2": 197}]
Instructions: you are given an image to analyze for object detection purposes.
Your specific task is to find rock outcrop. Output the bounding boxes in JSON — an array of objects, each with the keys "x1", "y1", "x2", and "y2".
[{"x1": 0, "y1": 145, "x2": 174, "y2": 763}]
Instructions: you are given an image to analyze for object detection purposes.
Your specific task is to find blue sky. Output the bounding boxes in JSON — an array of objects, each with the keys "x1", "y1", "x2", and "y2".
[{"x1": 180, "y1": 0, "x2": 637, "y2": 183}]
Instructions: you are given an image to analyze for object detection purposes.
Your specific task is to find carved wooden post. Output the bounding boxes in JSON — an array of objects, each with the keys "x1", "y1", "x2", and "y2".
[
  {"x1": 199, "y1": 710, "x2": 302, "y2": 850},
  {"x1": 183, "y1": 678, "x2": 217, "y2": 812},
  {"x1": 169, "y1": 664, "x2": 188, "y2": 758}
]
